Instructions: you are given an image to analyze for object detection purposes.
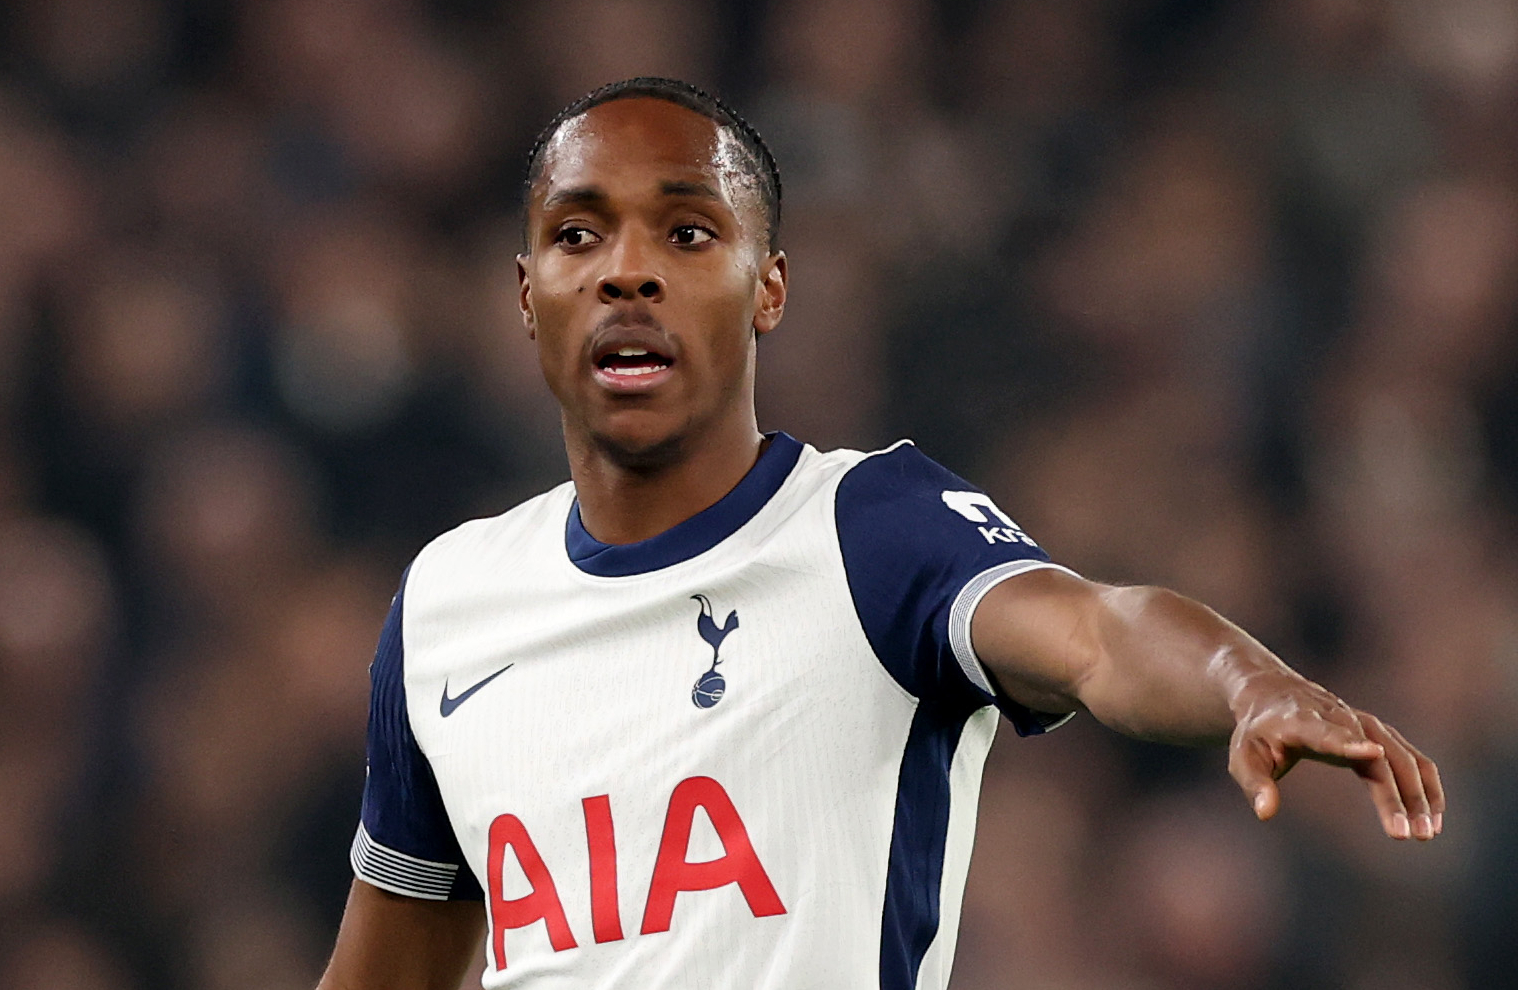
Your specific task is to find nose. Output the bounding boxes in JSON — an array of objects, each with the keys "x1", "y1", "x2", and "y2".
[
  {"x1": 597, "y1": 239, "x2": 666, "y2": 304},
  {"x1": 598, "y1": 274, "x2": 663, "y2": 302}
]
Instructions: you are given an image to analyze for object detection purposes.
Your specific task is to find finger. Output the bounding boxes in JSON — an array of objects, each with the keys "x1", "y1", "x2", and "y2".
[
  {"x1": 1377, "y1": 720, "x2": 1446, "y2": 835},
  {"x1": 1358, "y1": 715, "x2": 1431, "y2": 839},
  {"x1": 1281, "y1": 717, "x2": 1385, "y2": 765},
  {"x1": 1347, "y1": 746, "x2": 1411, "y2": 839},
  {"x1": 1228, "y1": 735, "x2": 1284, "y2": 821}
]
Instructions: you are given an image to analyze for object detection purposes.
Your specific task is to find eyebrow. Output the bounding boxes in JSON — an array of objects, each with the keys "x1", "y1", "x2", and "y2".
[
  {"x1": 541, "y1": 186, "x2": 607, "y2": 210},
  {"x1": 540, "y1": 180, "x2": 723, "y2": 211},
  {"x1": 659, "y1": 180, "x2": 721, "y2": 200}
]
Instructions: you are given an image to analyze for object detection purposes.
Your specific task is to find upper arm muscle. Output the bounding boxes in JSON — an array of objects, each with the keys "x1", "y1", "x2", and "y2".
[
  {"x1": 968, "y1": 567, "x2": 1109, "y2": 716},
  {"x1": 319, "y1": 880, "x2": 485, "y2": 990}
]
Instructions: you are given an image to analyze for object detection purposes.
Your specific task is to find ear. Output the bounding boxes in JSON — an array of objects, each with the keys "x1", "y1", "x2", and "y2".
[
  {"x1": 516, "y1": 254, "x2": 536, "y2": 340},
  {"x1": 752, "y1": 251, "x2": 788, "y2": 336}
]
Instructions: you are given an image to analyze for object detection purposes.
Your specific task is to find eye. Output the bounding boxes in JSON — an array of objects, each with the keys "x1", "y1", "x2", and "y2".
[
  {"x1": 554, "y1": 226, "x2": 601, "y2": 249},
  {"x1": 670, "y1": 224, "x2": 715, "y2": 246}
]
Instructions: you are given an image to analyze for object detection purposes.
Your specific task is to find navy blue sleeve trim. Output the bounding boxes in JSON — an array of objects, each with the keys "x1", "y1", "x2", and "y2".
[
  {"x1": 356, "y1": 568, "x2": 483, "y2": 901},
  {"x1": 836, "y1": 442, "x2": 1072, "y2": 734}
]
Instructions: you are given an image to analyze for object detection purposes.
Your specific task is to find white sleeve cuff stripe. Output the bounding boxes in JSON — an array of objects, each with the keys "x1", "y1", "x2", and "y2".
[
  {"x1": 356, "y1": 852, "x2": 452, "y2": 887},
  {"x1": 351, "y1": 824, "x2": 458, "y2": 901},
  {"x1": 948, "y1": 560, "x2": 1081, "y2": 697},
  {"x1": 351, "y1": 847, "x2": 454, "y2": 900},
  {"x1": 356, "y1": 865, "x2": 452, "y2": 901}
]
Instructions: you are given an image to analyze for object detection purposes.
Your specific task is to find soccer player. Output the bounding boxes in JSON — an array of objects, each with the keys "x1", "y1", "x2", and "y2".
[{"x1": 318, "y1": 78, "x2": 1443, "y2": 990}]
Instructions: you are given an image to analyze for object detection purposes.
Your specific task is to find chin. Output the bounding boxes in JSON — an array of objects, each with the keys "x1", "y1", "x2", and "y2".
[{"x1": 588, "y1": 423, "x2": 689, "y2": 472}]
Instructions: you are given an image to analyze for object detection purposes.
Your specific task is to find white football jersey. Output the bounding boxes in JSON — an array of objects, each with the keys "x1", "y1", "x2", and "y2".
[{"x1": 351, "y1": 433, "x2": 1075, "y2": 989}]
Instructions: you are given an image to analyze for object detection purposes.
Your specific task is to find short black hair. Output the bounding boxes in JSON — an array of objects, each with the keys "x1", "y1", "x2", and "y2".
[{"x1": 522, "y1": 77, "x2": 782, "y2": 252}]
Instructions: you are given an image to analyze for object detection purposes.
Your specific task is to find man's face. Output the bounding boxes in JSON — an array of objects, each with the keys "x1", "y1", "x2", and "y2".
[{"x1": 518, "y1": 98, "x2": 786, "y2": 466}]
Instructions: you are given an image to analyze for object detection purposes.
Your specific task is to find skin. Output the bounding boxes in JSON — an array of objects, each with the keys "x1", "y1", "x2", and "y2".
[
  {"x1": 973, "y1": 573, "x2": 1444, "y2": 839},
  {"x1": 318, "y1": 883, "x2": 484, "y2": 990},
  {"x1": 517, "y1": 97, "x2": 787, "y2": 544},
  {"x1": 318, "y1": 96, "x2": 1444, "y2": 989}
]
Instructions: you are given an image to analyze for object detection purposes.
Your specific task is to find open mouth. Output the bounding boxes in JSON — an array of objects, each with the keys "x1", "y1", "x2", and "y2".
[{"x1": 596, "y1": 346, "x2": 673, "y2": 378}]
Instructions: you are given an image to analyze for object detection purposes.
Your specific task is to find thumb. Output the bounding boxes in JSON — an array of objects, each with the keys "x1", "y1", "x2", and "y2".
[
  {"x1": 1229, "y1": 737, "x2": 1283, "y2": 821},
  {"x1": 1251, "y1": 781, "x2": 1281, "y2": 821}
]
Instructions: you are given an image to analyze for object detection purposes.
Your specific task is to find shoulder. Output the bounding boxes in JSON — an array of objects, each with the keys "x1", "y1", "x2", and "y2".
[
  {"x1": 822, "y1": 440, "x2": 1070, "y2": 730},
  {"x1": 409, "y1": 480, "x2": 576, "y2": 591},
  {"x1": 790, "y1": 439, "x2": 955, "y2": 507},
  {"x1": 831, "y1": 440, "x2": 1041, "y2": 551},
  {"x1": 835, "y1": 439, "x2": 957, "y2": 507}
]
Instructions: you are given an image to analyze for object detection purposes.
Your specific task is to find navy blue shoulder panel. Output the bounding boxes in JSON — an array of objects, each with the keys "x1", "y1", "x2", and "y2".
[
  {"x1": 835, "y1": 442, "x2": 1052, "y2": 715},
  {"x1": 359, "y1": 569, "x2": 483, "y2": 900},
  {"x1": 566, "y1": 432, "x2": 803, "y2": 577}
]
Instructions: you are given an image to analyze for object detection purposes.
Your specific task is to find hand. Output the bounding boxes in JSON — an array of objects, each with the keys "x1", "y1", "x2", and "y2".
[{"x1": 1227, "y1": 676, "x2": 1445, "y2": 840}]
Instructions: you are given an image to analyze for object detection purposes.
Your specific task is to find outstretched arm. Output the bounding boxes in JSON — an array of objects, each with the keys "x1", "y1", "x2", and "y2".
[
  {"x1": 317, "y1": 880, "x2": 485, "y2": 990},
  {"x1": 972, "y1": 568, "x2": 1445, "y2": 840}
]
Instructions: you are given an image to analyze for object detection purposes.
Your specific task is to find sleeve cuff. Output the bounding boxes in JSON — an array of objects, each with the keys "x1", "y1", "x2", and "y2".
[{"x1": 351, "y1": 822, "x2": 464, "y2": 901}]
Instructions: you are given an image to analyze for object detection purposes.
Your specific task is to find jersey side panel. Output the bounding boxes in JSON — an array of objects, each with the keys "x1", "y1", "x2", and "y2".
[
  {"x1": 352, "y1": 566, "x2": 482, "y2": 900},
  {"x1": 351, "y1": 485, "x2": 576, "y2": 900},
  {"x1": 831, "y1": 441, "x2": 1074, "y2": 989},
  {"x1": 913, "y1": 704, "x2": 998, "y2": 989}
]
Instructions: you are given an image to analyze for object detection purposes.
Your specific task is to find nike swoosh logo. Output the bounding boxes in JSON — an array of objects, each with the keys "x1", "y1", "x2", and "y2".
[{"x1": 439, "y1": 664, "x2": 514, "y2": 717}]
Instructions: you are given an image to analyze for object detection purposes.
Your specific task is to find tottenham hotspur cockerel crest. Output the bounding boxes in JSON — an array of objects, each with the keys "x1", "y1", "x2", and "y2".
[{"x1": 690, "y1": 594, "x2": 739, "y2": 708}]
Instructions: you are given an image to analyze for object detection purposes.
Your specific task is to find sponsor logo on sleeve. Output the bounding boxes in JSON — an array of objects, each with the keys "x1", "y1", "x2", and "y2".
[{"x1": 940, "y1": 490, "x2": 1039, "y2": 547}]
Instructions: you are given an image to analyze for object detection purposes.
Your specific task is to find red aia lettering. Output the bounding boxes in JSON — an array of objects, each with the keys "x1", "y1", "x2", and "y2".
[
  {"x1": 582, "y1": 795, "x2": 623, "y2": 943},
  {"x1": 641, "y1": 776, "x2": 787, "y2": 934},
  {"x1": 486, "y1": 814, "x2": 577, "y2": 969},
  {"x1": 486, "y1": 778, "x2": 785, "y2": 969}
]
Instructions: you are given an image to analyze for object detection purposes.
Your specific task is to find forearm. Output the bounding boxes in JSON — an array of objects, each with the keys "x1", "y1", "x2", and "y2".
[
  {"x1": 975, "y1": 567, "x2": 1443, "y2": 838},
  {"x1": 1072, "y1": 584, "x2": 1302, "y2": 745},
  {"x1": 972, "y1": 570, "x2": 1308, "y2": 746}
]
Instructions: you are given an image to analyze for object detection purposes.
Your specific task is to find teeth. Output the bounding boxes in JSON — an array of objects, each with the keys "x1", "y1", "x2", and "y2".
[{"x1": 617, "y1": 347, "x2": 649, "y2": 356}]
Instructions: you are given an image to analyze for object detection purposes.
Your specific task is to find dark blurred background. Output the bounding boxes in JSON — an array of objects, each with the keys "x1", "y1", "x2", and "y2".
[{"x1": 1, "y1": 1, "x2": 1516, "y2": 988}]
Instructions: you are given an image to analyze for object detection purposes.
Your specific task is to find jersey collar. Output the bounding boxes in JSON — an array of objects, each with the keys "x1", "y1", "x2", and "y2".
[{"x1": 565, "y1": 432, "x2": 803, "y2": 577}]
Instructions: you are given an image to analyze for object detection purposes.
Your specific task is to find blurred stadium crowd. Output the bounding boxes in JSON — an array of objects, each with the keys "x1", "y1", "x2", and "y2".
[{"x1": 1, "y1": 0, "x2": 1516, "y2": 987}]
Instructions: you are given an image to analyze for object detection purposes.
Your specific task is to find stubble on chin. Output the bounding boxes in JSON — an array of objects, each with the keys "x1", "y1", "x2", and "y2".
[{"x1": 587, "y1": 422, "x2": 689, "y2": 474}]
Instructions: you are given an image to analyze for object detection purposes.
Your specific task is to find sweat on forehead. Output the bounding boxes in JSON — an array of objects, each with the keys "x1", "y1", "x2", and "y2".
[
  {"x1": 549, "y1": 103, "x2": 758, "y2": 203},
  {"x1": 521, "y1": 79, "x2": 782, "y2": 251},
  {"x1": 543, "y1": 98, "x2": 726, "y2": 176}
]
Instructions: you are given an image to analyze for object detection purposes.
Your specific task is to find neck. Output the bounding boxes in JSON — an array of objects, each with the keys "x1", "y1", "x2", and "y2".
[{"x1": 566, "y1": 415, "x2": 767, "y2": 545}]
